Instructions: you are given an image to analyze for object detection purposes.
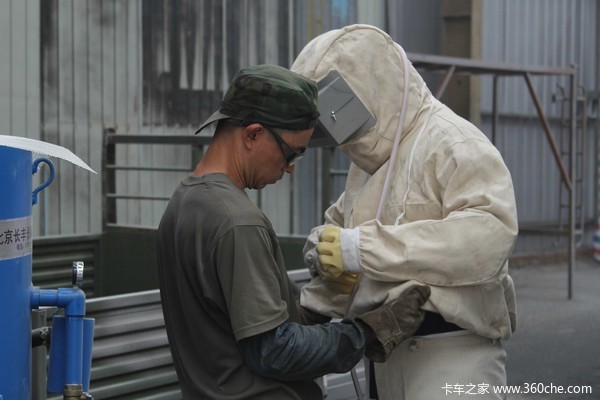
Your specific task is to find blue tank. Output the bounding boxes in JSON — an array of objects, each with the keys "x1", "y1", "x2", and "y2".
[{"x1": 0, "y1": 146, "x2": 34, "y2": 399}]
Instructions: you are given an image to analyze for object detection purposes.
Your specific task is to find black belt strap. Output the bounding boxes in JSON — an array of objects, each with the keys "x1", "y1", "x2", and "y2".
[{"x1": 413, "y1": 311, "x2": 464, "y2": 336}]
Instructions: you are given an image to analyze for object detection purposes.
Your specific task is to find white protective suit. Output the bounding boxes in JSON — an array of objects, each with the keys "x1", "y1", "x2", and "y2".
[{"x1": 292, "y1": 25, "x2": 518, "y2": 342}]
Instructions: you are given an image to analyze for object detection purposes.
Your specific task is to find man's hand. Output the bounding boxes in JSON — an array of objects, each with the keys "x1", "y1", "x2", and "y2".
[
  {"x1": 316, "y1": 226, "x2": 344, "y2": 279},
  {"x1": 356, "y1": 285, "x2": 431, "y2": 363},
  {"x1": 315, "y1": 225, "x2": 362, "y2": 294},
  {"x1": 323, "y1": 272, "x2": 359, "y2": 294},
  {"x1": 302, "y1": 225, "x2": 325, "y2": 276}
]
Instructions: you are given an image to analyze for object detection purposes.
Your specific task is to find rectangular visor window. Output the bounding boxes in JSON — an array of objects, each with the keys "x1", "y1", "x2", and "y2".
[{"x1": 308, "y1": 70, "x2": 376, "y2": 148}]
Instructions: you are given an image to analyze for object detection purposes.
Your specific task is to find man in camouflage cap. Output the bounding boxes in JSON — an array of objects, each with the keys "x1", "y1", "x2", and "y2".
[{"x1": 157, "y1": 64, "x2": 430, "y2": 399}]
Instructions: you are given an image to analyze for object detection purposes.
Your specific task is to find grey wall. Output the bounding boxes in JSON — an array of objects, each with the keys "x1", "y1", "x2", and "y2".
[{"x1": 1, "y1": 0, "x2": 598, "y2": 241}]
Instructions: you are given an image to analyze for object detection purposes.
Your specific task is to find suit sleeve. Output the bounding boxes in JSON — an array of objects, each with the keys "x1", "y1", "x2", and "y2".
[{"x1": 357, "y1": 138, "x2": 518, "y2": 286}]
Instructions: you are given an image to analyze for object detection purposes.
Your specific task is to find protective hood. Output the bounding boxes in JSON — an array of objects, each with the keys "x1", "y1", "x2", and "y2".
[{"x1": 291, "y1": 24, "x2": 432, "y2": 175}]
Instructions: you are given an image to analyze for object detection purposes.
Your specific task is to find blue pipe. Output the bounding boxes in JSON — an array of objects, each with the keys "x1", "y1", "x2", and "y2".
[
  {"x1": 31, "y1": 287, "x2": 86, "y2": 316},
  {"x1": 31, "y1": 287, "x2": 87, "y2": 385}
]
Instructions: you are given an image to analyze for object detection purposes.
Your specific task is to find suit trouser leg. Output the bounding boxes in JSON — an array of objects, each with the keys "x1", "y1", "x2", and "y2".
[{"x1": 373, "y1": 331, "x2": 507, "y2": 400}]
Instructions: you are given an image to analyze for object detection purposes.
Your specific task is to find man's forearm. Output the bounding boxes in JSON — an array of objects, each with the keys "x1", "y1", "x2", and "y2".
[{"x1": 240, "y1": 320, "x2": 371, "y2": 381}]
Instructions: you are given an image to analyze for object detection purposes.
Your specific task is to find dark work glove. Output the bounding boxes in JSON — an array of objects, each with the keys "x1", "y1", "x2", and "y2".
[{"x1": 356, "y1": 285, "x2": 431, "y2": 363}]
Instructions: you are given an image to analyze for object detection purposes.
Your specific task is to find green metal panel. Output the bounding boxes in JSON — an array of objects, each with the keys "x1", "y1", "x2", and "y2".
[
  {"x1": 278, "y1": 235, "x2": 309, "y2": 271},
  {"x1": 97, "y1": 227, "x2": 159, "y2": 297}
]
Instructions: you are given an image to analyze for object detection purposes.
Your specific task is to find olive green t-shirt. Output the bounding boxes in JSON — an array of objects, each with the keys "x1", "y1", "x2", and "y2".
[{"x1": 157, "y1": 173, "x2": 321, "y2": 399}]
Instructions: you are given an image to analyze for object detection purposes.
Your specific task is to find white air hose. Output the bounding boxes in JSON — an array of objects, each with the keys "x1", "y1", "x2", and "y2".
[{"x1": 374, "y1": 43, "x2": 412, "y2": 220}]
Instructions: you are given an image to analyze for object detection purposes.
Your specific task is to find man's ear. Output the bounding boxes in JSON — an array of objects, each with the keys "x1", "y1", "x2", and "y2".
[{"x1": 243, "y1": 124, "x2": 263, "y2": 149}]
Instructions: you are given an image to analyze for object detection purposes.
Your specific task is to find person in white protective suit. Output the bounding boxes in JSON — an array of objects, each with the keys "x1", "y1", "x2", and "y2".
[{"x1": 291, "y1": 24, "x2": 518, "y2": 399}]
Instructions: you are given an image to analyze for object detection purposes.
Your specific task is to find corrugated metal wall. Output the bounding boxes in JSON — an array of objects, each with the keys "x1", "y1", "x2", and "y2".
[
  {"x1": 1, "y1": 0, "x2": 366, "y2": 237},
  {"x1": 0, "y1": 0, "x2": 43, "y2": 235},
  {"x1": 480, "y1": 0, "x2": 598, "y2": 226},
  {"x1": 1, "y1": 0, "x2": 597, "y2": 237}
]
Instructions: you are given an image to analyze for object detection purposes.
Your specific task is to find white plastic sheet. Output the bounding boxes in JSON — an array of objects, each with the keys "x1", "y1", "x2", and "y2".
[{"x1": 0, "y1": 135, "x2": 96, "y2": 173}]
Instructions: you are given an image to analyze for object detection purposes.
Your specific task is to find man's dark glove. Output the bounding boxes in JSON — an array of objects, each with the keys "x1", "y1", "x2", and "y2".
[{"x1": 356, "y1": 284, "x2": 431, "y2": 363}]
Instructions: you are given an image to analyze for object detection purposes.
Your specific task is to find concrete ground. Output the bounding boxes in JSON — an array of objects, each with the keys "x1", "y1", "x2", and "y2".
[{"x1": 504, "y1": 255, "x2": 600, "y2": 399}]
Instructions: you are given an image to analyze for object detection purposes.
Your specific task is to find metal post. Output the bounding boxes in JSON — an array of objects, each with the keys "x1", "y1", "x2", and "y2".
[
  {"x1": 103, "y1": 129, "x2": 117, "y2": 228},
  {"x1": 568, "y1": 68, "x2": 578, "y2": 299},
  {"x1": 31, "y1": 309, "x2": 50, "y2": 400},
  {"x1": 524, "y1": 73, "x2": 573, "y2": 192},
  {"x1": 434, "y1": 65, "x2": 456, "y2": 99},
  {"x1": 492, "y1": 74, "x2": 499, "y2": 145}
]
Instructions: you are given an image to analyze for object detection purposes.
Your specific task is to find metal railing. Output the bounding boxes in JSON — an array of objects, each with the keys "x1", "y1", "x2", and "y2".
[{"x1": 102, "y1": 130, "x2": 211, "y2": 228}]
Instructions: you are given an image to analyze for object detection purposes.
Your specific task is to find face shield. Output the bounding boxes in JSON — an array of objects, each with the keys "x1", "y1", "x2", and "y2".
[
  {"x1": 308, "y1": 70, "x2": 376, "y2": 148},
  {"x1": 304, "y1": 46, "x2": 414, "y2": 222}
]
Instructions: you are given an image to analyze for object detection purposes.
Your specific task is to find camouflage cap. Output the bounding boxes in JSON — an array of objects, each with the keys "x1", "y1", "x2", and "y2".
[{"x1": 194, "y1": 64, "x2": 320, "y2": 134}]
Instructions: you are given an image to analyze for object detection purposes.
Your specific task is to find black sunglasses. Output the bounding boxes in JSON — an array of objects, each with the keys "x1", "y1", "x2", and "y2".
[{"x1": 264, "y1": 126, "x2": 305, "y2": 166}]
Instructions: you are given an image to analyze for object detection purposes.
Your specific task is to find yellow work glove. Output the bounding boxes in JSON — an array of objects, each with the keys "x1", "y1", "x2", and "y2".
[
  {"x1": 316, "y1": 226, "x2": 345, "y2": 280},
  {"x1": 316, "y1": 225, "x2": 362, "y2": 294}
]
